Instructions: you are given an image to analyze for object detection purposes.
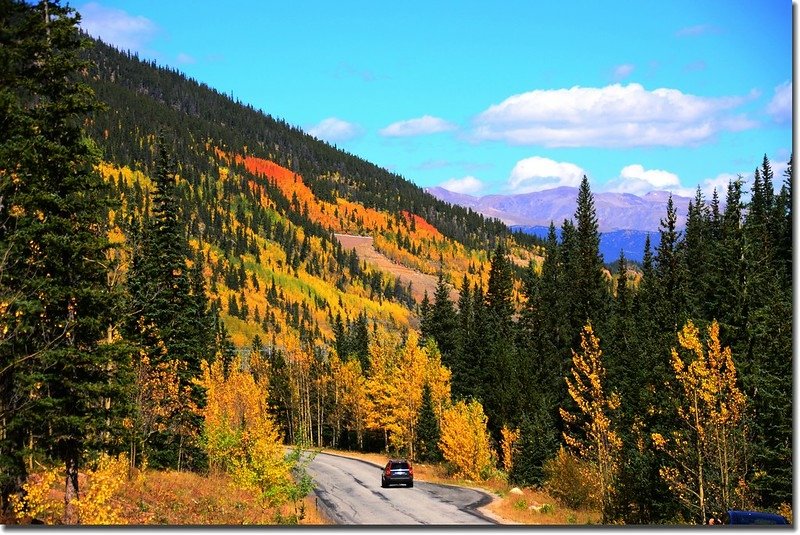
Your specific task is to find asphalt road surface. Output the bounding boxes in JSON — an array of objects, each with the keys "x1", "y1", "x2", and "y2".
[{"x1": 305, "y1": 452, "x2": 496, "y2": 525}]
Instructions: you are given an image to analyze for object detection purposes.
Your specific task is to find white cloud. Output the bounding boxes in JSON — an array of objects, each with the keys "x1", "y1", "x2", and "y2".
[
  {"x1": 176, "y1": 52, "x2": 196, "y2": 64},
  {"x1": 439, "y1": 176, "x2": 484, "y2": 195},
  {"x1": 79, "y1": 2, "x2": 157, "y2": 52},
  {"x1": 507, "y1": 157, "x2": 585, "y2": 193},
  {"x1": 473, "y1": 83, "x2": 754, "y2": 148},
  {"x1": 380, "y1": 115, "x2": 456, "y2": 137},
  {"x1": 766, "y1": 81, "x2": 792, "y2": 124},
  {"x1": 699, "y1": 173, "x2": 740, "y2": 199},
  {"x1": 306, "y1": 117, "x2": 362, "y2": 143},
  {"x1": 605, "y1": 164, "x2": 690, "y2": 196},
  {"x1": 613, "y1": 63, "x2": 635, "y2": 80}
]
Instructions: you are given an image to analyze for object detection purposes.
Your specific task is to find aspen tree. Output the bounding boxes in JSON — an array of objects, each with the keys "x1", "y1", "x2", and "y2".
[
  {"x1": 652, "y1": 320, "x2": 749, "y2": 523},
  {"x1": 560, "y1": 323, "x2": 621, "y2": 520}
]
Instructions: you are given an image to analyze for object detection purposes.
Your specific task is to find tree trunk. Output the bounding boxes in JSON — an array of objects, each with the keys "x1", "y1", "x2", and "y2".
[{"x1": 63, "y1": 458, "x2": 80, "y2": 524}]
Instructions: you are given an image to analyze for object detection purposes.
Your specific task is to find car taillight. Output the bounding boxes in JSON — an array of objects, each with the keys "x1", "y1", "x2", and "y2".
[
  {"x1": 409, "y1": 466, "x2": 413, "y2": 475},
  {"x1": 385, "y1": 467, "x2": 391, "y2": 476}
]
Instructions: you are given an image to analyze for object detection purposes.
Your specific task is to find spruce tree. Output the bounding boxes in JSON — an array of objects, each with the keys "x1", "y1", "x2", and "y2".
[
  {"x1": 428, "y1": 270, "x2": 458, "y2": 362},
  {"x1": 571, "y1": 176, "x2": 608, "y2": 331},
  {"x1": 452, "y1": 275, "x2": 474, "y2": 400},
  {"x1": 482, "y1": 242, "x2": 519, "y2": 434},
  {"x1": 124, "y1": 137, "x2": 207, "y2": 469},
  {"x1": 415, "y1": 384, "x2": 441, "y2": 462},
  {"x1": 0, "y1": 0, "x2": 131, "y2": 519},
  {"x1": 683, "y1": 187, "x2": 711, "y2": 319}
]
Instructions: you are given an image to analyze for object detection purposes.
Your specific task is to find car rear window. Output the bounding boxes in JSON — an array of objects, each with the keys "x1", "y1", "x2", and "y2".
[{"x1": 391, "y1": 461, "x2": 409, "y2": 469}]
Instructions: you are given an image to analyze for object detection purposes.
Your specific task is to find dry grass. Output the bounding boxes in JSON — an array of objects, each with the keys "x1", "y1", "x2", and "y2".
[
  {"x1": 5, "y1": 467, "x2": 329, "y2": 526},
  {"x1": 487, "y1": 486, "x2": 601, "y2": 525},
  {"x1": 320, "y1": 448, "x2": 601, "y2": 525},
  {"x1": 116, "y1": 469, "x2": 312, "y2": 525}
]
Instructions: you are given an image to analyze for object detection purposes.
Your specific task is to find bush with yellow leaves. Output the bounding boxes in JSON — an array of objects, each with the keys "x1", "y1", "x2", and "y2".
[
  {"x1": 71, "y1": 453, "x2": 128, "y2": 525},
  {"x1": 10, "y1": 453, "x2": 127, "y2": 525},
  {"x1": 438, "y1": 399, "x2": 495, "y2": 481}
]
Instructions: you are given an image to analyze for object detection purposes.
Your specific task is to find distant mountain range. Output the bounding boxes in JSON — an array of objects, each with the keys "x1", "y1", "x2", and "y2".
[
  {"x1": 510, "y1": 225, "x2": 660, "y2": 264},
  {"x1": 425, "y1": 186, "x2": 691, "y2": 233},
  {"x1": 425, "y1": 186, "x2": 692, "y2": 263}
]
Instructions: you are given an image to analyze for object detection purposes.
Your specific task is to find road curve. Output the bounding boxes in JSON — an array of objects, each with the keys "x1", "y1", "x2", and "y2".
[{"x1": 305, "y1": 452, "x2": 496, "y2": 525}]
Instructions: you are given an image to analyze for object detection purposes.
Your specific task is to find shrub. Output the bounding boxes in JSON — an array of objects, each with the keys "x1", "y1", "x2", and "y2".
[{"x1": 543, "y1": 446, "x2": 600, "y2": 510}]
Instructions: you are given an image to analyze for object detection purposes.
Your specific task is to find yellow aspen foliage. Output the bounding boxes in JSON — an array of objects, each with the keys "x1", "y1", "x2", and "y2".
[
  {"x1": 500, "y1": 425, "x2": 521, "y2": 473},
  {"x1": 365, "y1": 330, "x2": 452, "y2": 458},
  {"x1": 329, "y1": 355, "x2": 368, "y2": 449},
  {"x1": 652, "y1": 320, "x2": 749, "y2": 523},
  {"x1": 560, "y1": 322, "x2": 621, "y2": 519},
  {"x1": 196, "y1": 356, "x2": 295, "y2": 507},
  {"x1": 71, "y1": 453, "x2": 128, "y2": 525},
  {"x1": 10, "y1": 454, "x2": 128, "y2": 525},
  {"x1": 438, "y1": 399, "x2": 495, "y2": 481},
  {"x1": 131, "y1": 352, "x2": 197, "y2": 468},
  {"x1": 365, "y1": 332, "x2": 403, "y2": 451},
  {"x1": 9, "y1": 465, "x2": 61, "y2": 524}
]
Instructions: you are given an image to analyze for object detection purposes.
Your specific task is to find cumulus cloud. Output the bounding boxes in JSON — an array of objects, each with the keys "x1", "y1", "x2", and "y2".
[
  {"x1": 507, "y1": 157, "x2": 585, "y2": 193},
  {"x1": 306, "y1": 117, "x2": 362, "y2": 143},
  {"x1": 380, "y1": 115, "x2": 456, "y2": 137},
  {"x1": 699, "y1": 173, "x2": 741, "y2": 199},
  {"x1": 439, "y1": 176, "x2": 484, "y2": 195},
  {"x1": 613, "y1": 63, "x2": 635, "y2": 80},
  {"x1": 79, "y1": 2, "x2": 157, "y2": 52},
  {"x1": 473, "y1": 83, "x2": 754, "y2": 148},
  {"x1": 766, "y1": 81, "x2": 792, "y2": 124},
  {"x1": 605, "y1": 164, "x2": 690, "y2": 196}
]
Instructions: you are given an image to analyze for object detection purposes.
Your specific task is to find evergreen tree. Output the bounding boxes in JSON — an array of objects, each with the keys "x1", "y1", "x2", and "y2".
[
  {"x1": 349, "y1": 312, "x2": 370, "y2": 372},
  {"x1": 452, "y1": 275, "x2": 475, "y2": 401},
  {"x1": 571, "y1": 176, "x2": 608, "y2": 332},
  {"x1": 0, "y1": 0, "x2": 131, "y2": 519},
  {"x1": 653, "y1": 194, "x2": 687, "y2": 334},
  {"x1": 419, "y1": 290, "x2": 432, "y2": 341},
  {"x1": 739, "y1": 158, "x2": 792, "y2": 509},
  {"x1": 510, "y1": 403, "x2": 560, "y2": 487},
  {"x1": 124, "y1": 137, "x2": 207, "y2": 469},
  {"x1": 482, "y1": 242, "x2": 520, "y2": 434},
  {"x1": 414, "y1": 384, "x2": 441, "y2": 462},
  {"x1": 428, "y1": 270, "x2": 458, "y2": 362},
  {"x1": 683, "y1": 187, "x2": 711, "y2": 319}
]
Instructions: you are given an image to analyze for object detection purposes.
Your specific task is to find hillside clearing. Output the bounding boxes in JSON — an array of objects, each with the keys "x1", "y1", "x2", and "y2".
[{"x1": 335, "y1": 234, "x2": 458, "y2": 302}]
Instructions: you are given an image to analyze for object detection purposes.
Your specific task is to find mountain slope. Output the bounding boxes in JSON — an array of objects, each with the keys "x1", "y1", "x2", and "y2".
[{"x1": 83, "y1": 39, "x2": 542, "y2": 349}]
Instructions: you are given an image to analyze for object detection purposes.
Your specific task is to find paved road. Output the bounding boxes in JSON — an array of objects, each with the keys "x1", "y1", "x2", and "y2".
[{"x1": 305, "y1": 452, "x2": 496, "y2": 525}]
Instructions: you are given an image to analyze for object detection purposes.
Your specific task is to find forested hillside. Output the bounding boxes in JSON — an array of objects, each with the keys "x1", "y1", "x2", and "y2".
[{"x1": 0, "y1": 1, "x2": 791, "y2": 526}]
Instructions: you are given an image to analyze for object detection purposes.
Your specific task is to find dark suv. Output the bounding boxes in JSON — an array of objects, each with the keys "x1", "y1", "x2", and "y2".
[{"x1": 381, "y1": 459, "x2": 413, "y2": 488}]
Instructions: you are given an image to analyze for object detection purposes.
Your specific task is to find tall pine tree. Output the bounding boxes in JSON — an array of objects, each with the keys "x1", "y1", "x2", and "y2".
[{"x1": 0, "y1": 0, "x2": 131, "y2": 520}]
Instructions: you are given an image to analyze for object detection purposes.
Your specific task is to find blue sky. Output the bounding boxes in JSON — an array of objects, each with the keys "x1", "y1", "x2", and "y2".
[{"x1": 77, "y1": 1, "x2": 792, "y2": 198}]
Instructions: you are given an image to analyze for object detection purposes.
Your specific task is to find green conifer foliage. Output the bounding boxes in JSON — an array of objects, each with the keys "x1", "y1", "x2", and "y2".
[
  {"x1": 124, "y1": 138, "x2": 215, "y2": 470},
  {"x1": 428, "y1": 270, "x2": 458, "y2": 363},
  {"x1": 0, "y1": 0, "x2": 131, "y2": 519},
  {"x1": 415, "y1": 384, "x2": 441, "y2": 462}
]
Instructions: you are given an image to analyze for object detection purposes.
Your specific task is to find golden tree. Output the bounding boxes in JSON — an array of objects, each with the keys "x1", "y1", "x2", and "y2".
[
  {"x1": 652, "y1": 320, "x2": 749, "y2": 524},
  {"x1": 560, "y1": 322, "x2": 621, "y2": 519},
  {"x1": 500, "y1": 425, "x2": 521, "y2": 473},
  {"x1": 438, "y1": 399, "x2": 495, "y2": 481},
  {"x1": 365, "y1": 330, "x2": 451, "y2": 458},
  {"x1": 365, "y1": 332, "x2": 403, "y2": 452},
  {"x1": 129, "y1": 349, "x2": 196, "y2": 469},
  {"x1": 196, "y1": 355, "x2": 301, "y2": 511},
  {"x1": 327, "y1": 354, "x2": 368, "y2": 449}
]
